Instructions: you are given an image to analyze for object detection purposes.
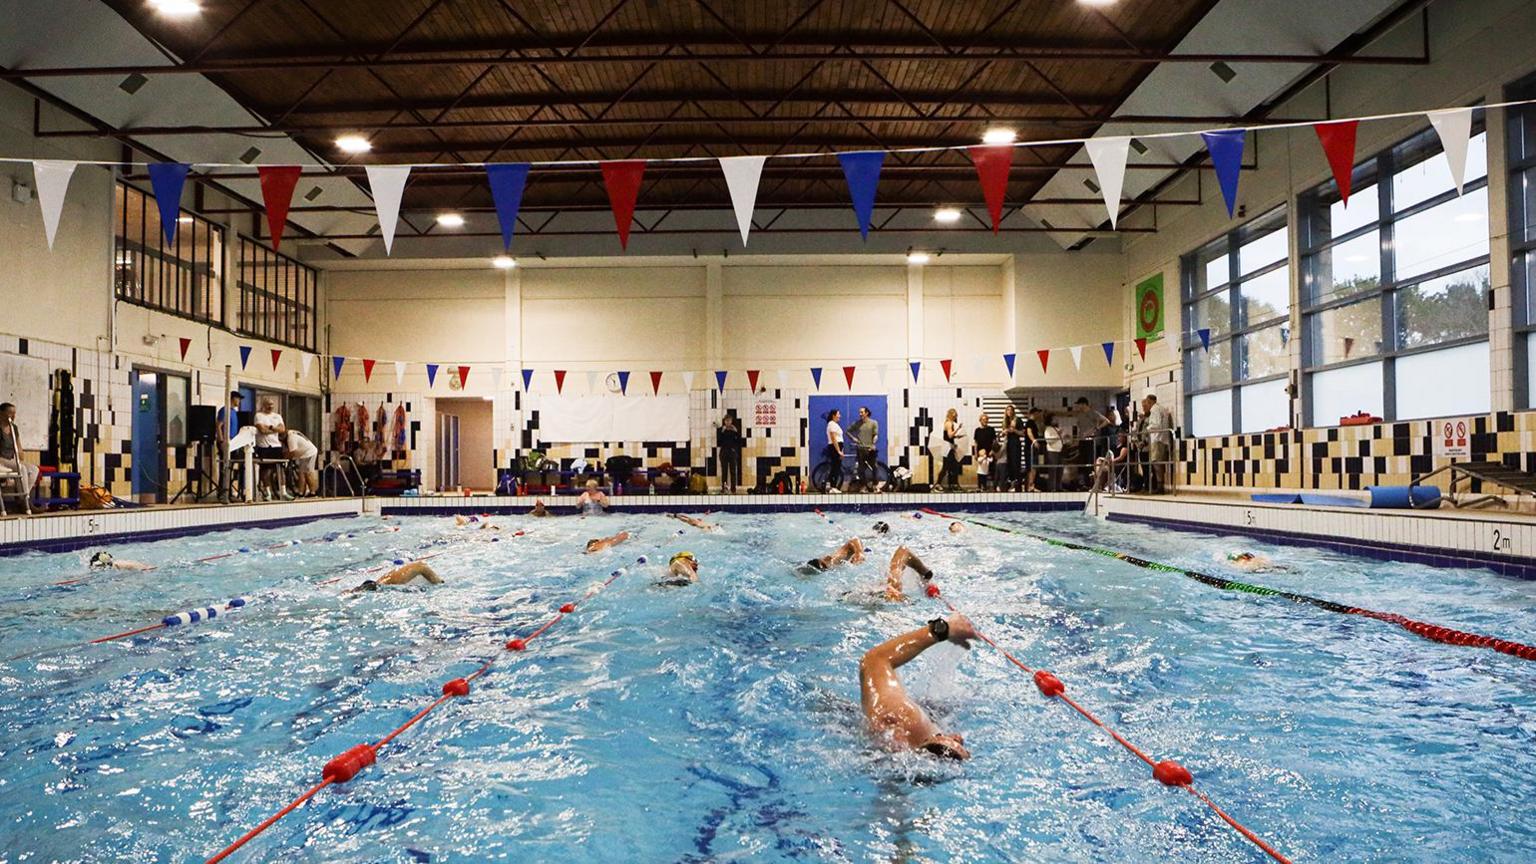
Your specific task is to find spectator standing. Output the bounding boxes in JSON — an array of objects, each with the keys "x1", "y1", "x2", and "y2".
[
  {"x1": 849, "y1": 406, "x2": 880, "y2": 492},
  {"x1": 1142, "y1": 394, "x2": 1174, "y2": 494},
  {"x1": 1000, "y1": 405, "x2": 1024, "y2": 492},
  {"x1": 972, "y1": 412, "x2": 996, "y2": 491},
  {"x1": 254, "y1": 397, "x2": 290, "y2": 500},
  {"x1": 822, "y1": 409, "x2": 846, "y2": 493},
  {"x1": 717, "y1": 414, "x2": 744, "y2": 493},
  {"x1": 1043, "y1": 413, "x2": 1064, "y2": 492}
]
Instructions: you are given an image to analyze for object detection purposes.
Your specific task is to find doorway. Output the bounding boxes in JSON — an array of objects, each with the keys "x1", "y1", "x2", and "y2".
[
  {"x1": 806, "y1": 394, "x2": 889, "y2": 486},
  {"x1": 129, "y1": 369, "x2": 189, "y2": 504},
  {"x1": 434, "y1": 398, "x2": 494, "y2": 492}
]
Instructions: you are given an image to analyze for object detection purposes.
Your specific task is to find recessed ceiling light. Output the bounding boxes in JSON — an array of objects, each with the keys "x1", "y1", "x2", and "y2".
[
  {"x1": 981, "y1": 128, "x2": 1017, "y2": 145},
  {"x1": 906, "y1": 252, "x2": 931, "y2": 265},
  {"x1": 437, "y1": 212, "x2": 465, "y2": 228},
  {"x1": 335, "y1": 135, "x2": 372, "y2": 154},
  {"x1": 1078, "y1": 0, "x2": 1117, "y2": 7},
  {"x1": 151, "y1": 0, "x2": 202, "y2": 17},
  {"x1": 492, "y1": 255, "x2": 516, "y2": 269},
  {"x1": 933, "y1": 207, "x2": 962, "y2": 224}
]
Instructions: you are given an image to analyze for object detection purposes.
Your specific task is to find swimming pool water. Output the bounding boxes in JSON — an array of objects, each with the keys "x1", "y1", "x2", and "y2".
[{"x1": 1, "y1": 510, "x2": 1534, "y2": 863}]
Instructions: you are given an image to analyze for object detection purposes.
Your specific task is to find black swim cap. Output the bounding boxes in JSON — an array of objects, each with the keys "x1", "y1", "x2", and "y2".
[
  {"x1": 873, "y1": 521, "x2": 890, "y2": 534},
  {"x1": 360, "y1": 579, "x2": 379, "y2": 592}
]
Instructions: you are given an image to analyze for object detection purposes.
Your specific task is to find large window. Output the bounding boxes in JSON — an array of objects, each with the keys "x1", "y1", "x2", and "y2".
[
  {"x1": 1300, "y1": 118, "x2": 1490, "y2": 425},
  {"x1": 238, "y1": 236, "x2": 318, "y2": 352},
  {"x1": 113, "y1": 182, "x2": 224, "y2": 324},
  {"x1": 1182, "y1": 206, "x2": 1291, "y2": 437},
  {"x1": 1509, "y1": 74, "x2": 1536, "y2": 407}
]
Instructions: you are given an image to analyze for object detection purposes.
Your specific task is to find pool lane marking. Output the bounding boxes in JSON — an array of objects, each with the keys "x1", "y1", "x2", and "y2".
[
  {"x1": 919, "y1": 508, "x2": 1536, "y2": 663},
  {"x1": 203, "y1": 556, "x2": 642, "y2": 864},
  {"x1": 919, "y1": 580, "x2": 1294, "y2": 864}
]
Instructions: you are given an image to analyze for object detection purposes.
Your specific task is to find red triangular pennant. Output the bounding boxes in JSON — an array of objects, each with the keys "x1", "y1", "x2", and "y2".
[
  {"x1": 362, "y1": 358, "x2": 376, "y2": 382},
  {"x1": 843, "y1": 365, "x2": 856, "y2": 389},
  {"x1": 940, "y1": 359, "x2": 953, "y2": 382},
  {"x1": 257, "y1": 166, "x2": 303, "y2": 250},
  {"x1": 600, "y1": 160, "x2": 647, "y2": 250},
  {"x1": 554, "y1": 369, "x2": 566, "y2": 394},
  {"x1": 270, "y1": 348, "x2": 282, "y2": 370},
  {"x1": 458, "y1": 365, "x2": 471, "y2": 386},
  {"x1": 650, "y1": 370, "x2": 663, "y2": 395},
  {"x1": 1314, "y1": 120, "x2": 1359, "y2": 205},
  {"x1": 747, "y1": 369, "x2": 761, "y2": 392},
  {"x1": 1134, "y1": 337, "x2": 1147, "y2": 360},
  {"x1": 178, "y1": 337, "x2": 190, "y2": 360},
  {"x1": 967, "y1": 145, "x2": 1013, "y2": 233},
  {"x1": 1037, "y1": 349, "x2": 1050, "y2": 374}
]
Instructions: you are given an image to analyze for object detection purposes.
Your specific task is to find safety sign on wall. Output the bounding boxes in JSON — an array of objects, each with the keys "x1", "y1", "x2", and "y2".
[
  {"x1": 1435, "y1": 417, "x2": 1470, "y2": 460},
  {"x1": 754, "y1": 399, "x2": 777, "y2": 428}
]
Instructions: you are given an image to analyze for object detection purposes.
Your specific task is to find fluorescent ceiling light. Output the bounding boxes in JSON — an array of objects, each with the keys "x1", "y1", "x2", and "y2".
[
  {"x1": 906, "y1": 252, "x2": 931, "y2": 265},
  {"x1": 335, "y1": 135, "x2": 372, "y2": 154},
  {"x1": 933, "y1": 207, "x2": 962, "y2": 224},
  {"x1": 492, "y1": 255, "x2": 516, "y2": 269},
  {"x1": 151, "y1": 0, "x2": 202, "y2": 18},
  {"x1": 436, "y1": 213, "x2": 465, "y2": 228},
  {"x1": 981, "y1": 128, "x2": 1017, "y2": 145}
]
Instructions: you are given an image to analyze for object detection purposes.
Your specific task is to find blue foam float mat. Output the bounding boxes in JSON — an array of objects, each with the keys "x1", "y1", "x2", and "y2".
[
  {"x1": 1300, "y1": 494, "x2": 1369, "y2": 508},
  {"x1": 1250, "y1": 493, "x2": 1302, "y2": 504}
]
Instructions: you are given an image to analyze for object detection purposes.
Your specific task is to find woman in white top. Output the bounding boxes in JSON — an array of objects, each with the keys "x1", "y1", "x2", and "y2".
[
  {"x1": 285, "y1": 429, "x2": 320, "y2": 497},
  {"x1": 823, "y1": 408, "x2": 846, "y2": 493},
  {"x1": 1042, "y1": 413, "x2": 1063, "y2": 492}
]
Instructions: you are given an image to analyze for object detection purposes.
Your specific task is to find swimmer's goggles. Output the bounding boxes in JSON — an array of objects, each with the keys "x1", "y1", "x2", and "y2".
[{"x1": 1227, "y1": 552, "x2": 1255, "y2": 562}]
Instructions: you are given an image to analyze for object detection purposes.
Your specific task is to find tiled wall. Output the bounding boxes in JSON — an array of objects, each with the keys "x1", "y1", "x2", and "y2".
[{"x1": 1180, "y1": 411, "x2": 1533, "y2": 491}]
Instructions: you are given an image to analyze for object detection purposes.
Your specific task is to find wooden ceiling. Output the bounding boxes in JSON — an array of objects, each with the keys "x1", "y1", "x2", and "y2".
[{"x1": 92, "y1": 0, "x2": 1239, "y2": 219}]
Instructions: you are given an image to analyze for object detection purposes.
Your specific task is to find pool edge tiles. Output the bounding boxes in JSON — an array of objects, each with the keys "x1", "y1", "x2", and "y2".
[
  {"x1": 0, "y1": 498, "x2": 365, "y2": 556},
  {"x1": 373, "y1": 491, "x2": 1090, "y2": 517},
  {"x1": 1100, "y1": 495, "x2": 1536, "y2": 579}
]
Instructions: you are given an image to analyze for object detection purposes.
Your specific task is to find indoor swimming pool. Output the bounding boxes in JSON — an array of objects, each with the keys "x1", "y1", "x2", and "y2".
[{"x1": 1, "y1": 510, "x2": 1534, "y2": 863}]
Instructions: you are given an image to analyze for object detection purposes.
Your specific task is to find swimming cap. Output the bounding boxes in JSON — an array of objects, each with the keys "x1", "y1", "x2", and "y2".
[
  {"x1": 636, "y1": 555, "x2": 649, "y2": 564},
  {"x1": 90, "y1": 552, "x2": 113, "y2": 567},
  {"x1": 873, "y1": 521, "x2": 890, "y2": 534},
  {"x1": 393, "y1": 559, "x2": 405, "y2": 565},
  {"x1": 670, "y1": 551, "x2": 696, "y2": 566},
  {"x1": 360, "y1": 580, "x2": 379, "y2": 592}
]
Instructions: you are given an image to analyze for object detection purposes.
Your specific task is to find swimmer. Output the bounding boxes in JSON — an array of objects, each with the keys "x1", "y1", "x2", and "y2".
[
  {"x1": 797, "y1": 537, "x2": 865, "y2": 574},
  {"x1": 578, "y1": 479, "x2": 610, "y2": 516},
  {"x1": 872, "y1": 521, "x2": 891, "y2": 535},
  {"x1": 530, "y1": 499, "x2": 550, "y2": 518},
  {"x1": 1225, "y1": 551, "x2": 1283, "y2": 572},
  {"x1": 350, "y1": 561, "x2": 443, "y2": 592},
  {"x1": 668, "y1": 513, "x2": 719, "y2": 532},
  {"x1": 88, "y1": 552, "x2": 154, "y2": 571},
  {"x1": 859, "y1": 612, "x2": 978, "y2": 760},
  {"x1": 658, "y1": 551, "x2": 699, "y2": 586},
  {"x1": 883, "y1": 546, "x2": 934, "y2": 601},
  {"x1": 454, "y1": 514, "x2": 482, "y2": 527},
  {"x1": 948, "y1": 521, "x2": 965, "y2": 534},
  {"x1": 584, "y1": 531, "x2": 631, "y2": 554}
]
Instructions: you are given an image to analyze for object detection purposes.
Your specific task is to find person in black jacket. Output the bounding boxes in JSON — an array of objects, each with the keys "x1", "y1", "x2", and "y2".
[{"x1": 717, "y1": 413, "x2": 744, "y2": 493}]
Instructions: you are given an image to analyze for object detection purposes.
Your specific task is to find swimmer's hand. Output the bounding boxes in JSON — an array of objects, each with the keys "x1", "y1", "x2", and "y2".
[{"x1": 945, "y1": 613, "x2": 978, "y2": 649}]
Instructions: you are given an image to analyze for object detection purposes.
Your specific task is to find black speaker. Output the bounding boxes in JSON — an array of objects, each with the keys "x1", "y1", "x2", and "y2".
[{"x1": 189, "y1": 406, "x2": 218, "y2": 443}]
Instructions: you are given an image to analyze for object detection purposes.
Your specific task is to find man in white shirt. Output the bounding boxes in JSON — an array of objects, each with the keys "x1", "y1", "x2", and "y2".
[
  {"x1": 1142, "y1": 394, "x2": 1174, "y2": 494},
  {"x1": 285, "y1": 429, "x2": 319, "y2": 497},
  {"x1": 254, "y1": 397, "x2": 289, "y2": 500}
]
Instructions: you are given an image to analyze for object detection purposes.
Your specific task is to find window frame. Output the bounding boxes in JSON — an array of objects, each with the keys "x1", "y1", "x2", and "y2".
[
  {"x1": 1508, "y1": 72, "x2": 1536, "y2": 406},
  {"x1": 1299, "y1": 116, "x2": 1491, "y2": 426},
  {"x1": 237, "y1": 235, "x2": 320, "y2": 353},
  {"x1": 1181, "y1": 205, "x2": 1292, "y2": 437},
  {"x1": 113, "y1": 180, "x2": 225, "y2": 326}
]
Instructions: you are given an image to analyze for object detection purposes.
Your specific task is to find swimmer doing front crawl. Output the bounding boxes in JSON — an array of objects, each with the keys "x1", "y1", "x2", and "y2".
[
  {"x1": 585, "y1": 531, "x2": 631, "y2": 553},
  {"x1": 860, "y1": 612, "x2": 979, "y2": 760},
  {"x1": 350, "y1": 561, "x2": 443, "y2": 592},
  {"x1": 797, "y1": 537, "x2": 865, "y2": 574},
  {"x1": 658, "y1": 551, "x2": 699, "y2": 586}
]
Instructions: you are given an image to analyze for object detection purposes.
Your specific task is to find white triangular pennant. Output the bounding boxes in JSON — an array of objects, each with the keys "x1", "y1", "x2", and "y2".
[
  {"x1": 1427, "y1": 107, "x2": 1473, "y2": 195},
  {"x1": 719, "y1": 156, "x2": 767, "y2": 246},
  {"x1": 301, "y1": 353, "x2": 314, "y2": 380},
  {"x1": 1084, "y1": 137, "x2": 1131, "y2": 229},
  {"x1": 682, "y1": 370, "x2": 696, "y2": 391},
  {"x1": 365, "y1": 165, "x2": 411, "y2": 254},
  {"x1": 394, "y1": 361, "x2": 407, "y2": 386},
  {"x1": 777, "y1": 369, "x2": 789, "y2": 389},
  {"x1": 586, "y1": 371, "x2": 600, "y2": 393},
  {"x1": 1069, "y1": 345, "x2": 1083, "y2": 371},
  {"x1": 490, "y1": 365, "x2": 504, "y2": 392},
  {"x1": 876, "y1": 364, "x2": 889, "y2": 387},
  {"x1": 32, "y1": 160, "x2": 76, "y2": 250}
]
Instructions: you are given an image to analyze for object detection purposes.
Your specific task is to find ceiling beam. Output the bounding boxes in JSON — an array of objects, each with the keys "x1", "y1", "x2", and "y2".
[
  {"x1": 272, "y1": 89, "x2": 1114, "y2": 114},
  {"x1": 188, "y1": 195, "x2": 1203, "y2": 215}
]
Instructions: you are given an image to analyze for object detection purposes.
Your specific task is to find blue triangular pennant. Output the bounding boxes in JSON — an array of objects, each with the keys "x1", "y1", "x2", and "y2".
[
  {"x1": 1003, "y1": 353, "x2": 1016, "y2": 377},
  {"x1": 426, "y1": 363, "x2": 439, "y2": 387},
  {"x1": 486, "y1": 163, "x2": 531, "y2": 250},
  {"x1": 332, "y1": 356, "x2": 345, "y2": 379},
  {"x1": 715, "y1": 370, "x2": 728, "y2": 393},
  {"x1": 147, "y1": 163, "x2": 190, "y2": 246},
  {"x1": 1198, "y1": 328, "x2": 1211, "y2": 351},
  {"x1": 909, "y1": 360, "x2": 921, "y2": 383},
  {"x1": 837, "y1": 151, "x2": 885, "y2": 240},
  {"x1": 238, "y1": 345, "x2": 252, "y2": 370},
  {"x1": 521, "y1": 368, "x2": 534, "y2": 391},
  {"x1": 1101, "y1": 342, "x2": 1115, "y2": 365},
  {"x1": 617, "y1": 370, "x2": 630, "y2": 395},
  {"x1": 810, "y1": 367, "x2": 822, "y2": 390},
  {"x1": 1201, "y1": 129, "x2": 1246, "y2": 217}
]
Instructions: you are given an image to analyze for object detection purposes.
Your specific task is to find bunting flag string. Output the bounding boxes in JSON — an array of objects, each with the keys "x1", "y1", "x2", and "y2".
[
  {"x1": 1201, "y1": 130, "x2": 1246, "y2": 217},
  {"x1": 364, "y1": 165, "x2": 410, "y2": 255},
  {"x1": 147, "y1": 163, "x2": 190, "y2": 246},
  {"x1": 910, "y1": 361, "x2": 922, "y2": 384},
  {"x1": 270, "y1": 348, "x2": 282, "y2": 371},
  {"x1": 681, "y1": 370, "x2": 695, "y2": 392},
  {"x1": 747, "y1": 370, "x2": 760, "y2": 392},
  {"x1": 301, "y1": 353, "x2": 313, "y2": 381},
  {"x1": 838, "y1": 151, "x2": 884, "y2": 240},
  {"x1": 1037, "y1": 349, "x2": 1050, "y2": 374},
  {"x1": 362, "y1": 359, "x2": 376, "y2": 383},
  {"x1": 458, "y1": 365, "x2": 472, "y2": 387},
  {"x1": 1002, "y1": 352, "x2": 1017, "y2": 378},
  {"x1": 719, "y1": 155, "x2": 767, "y2": 246},
  {"x1": 1069, "y1": 345, "x2": 1082, "y2": 370},
  {"x1": 715, "y1": 370, "x2": 728, "y2": 393},
  {"x1": 490, "y1": 366, "x2": 504, "y2": 392},
  {"x1": 777, "y1": 369, "x2": 790, "y2": 390},
  {"x1": 1428, "y1": 107, "x2": 1473, "y2": 194},
  {"x1": 601, "y1": 160, "x2": 647, "y2": 250},
  {"x1": 968, "y1": 145, "x2": 1012, "y2": 233},
  {"x1": 810, "y1": 367, "x2": 823, "y2": 390},
  {"x1": 650, "y1": 370, "x2": 663, "y2": 395},
  {"x1": 940, "y1": 359, "x2": 953, "y2": 383},
  {"x1": 1134, "y1": 337, "x2": 1148, "y2": 361},
  {"x1": 333, "y1": 356, "x2": 346, "y2": 380},
  {"x1": 1102, "y1": 342, "x2": 1116, "y2": 366},
  {"x1": 238, "y1": 345, "x2": 252, "y2": 370},
  {"x1": 257, "y1": 166, "x2": 302, "y2": 250},
  {"x1": 1313, "y1": 121, "x2": 1360, "y2": 205},
  {"x1": 426, "y1": 363, "x2": 439, "y2": 388},
  {"x1": 876, "y1": 364, "x2": 889, "y2": 388},
  {"x1": 521, "y1": 368, "x2": 535, "y2": 392},
  {"x1": 585, "y1": 370, "x2": 600, "y2": 394},
  {"x1": 1198, "y1": 328, "x2": 1212, "y2": 351},
  {"x1": 486, "y1": 163, "x2": 531, "y2": 249},
  {"x1": 394, "y1": 361, "x2": 407, "y2": 385},
  {"x1": 1085, "y1": 137, "x2": 1131, "y2": 228},
  {"x1": 32, "y1": 160, "x2": 75, "y2": 249},
  {"x1": 178, "y1": 337, "x2": 191, "y2": 361},
  {"x1": 843, "y1": 366, "x2": 856, "y2": 390},
  {"x1": 554, "y1": 369, "x2": 567, "y2": 394},
  {"x1": 615, "y1": 370, "x2": 629, "y2": 395}
]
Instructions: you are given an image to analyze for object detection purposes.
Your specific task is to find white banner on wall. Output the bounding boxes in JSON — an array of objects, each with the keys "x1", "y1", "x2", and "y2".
[{"x1": 537, "y1": 394, "x2": 689, "y2": 442}]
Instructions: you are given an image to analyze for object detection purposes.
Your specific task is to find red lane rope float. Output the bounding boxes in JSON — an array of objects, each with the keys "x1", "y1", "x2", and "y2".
[
  {"x1": 920, "y1": 581, "x2": 1293, "y2": 864},
  {"x1": 203, "y1": 558, "x2": 638, "y2": 864},
  {"x1": 920, "y1": 508, "x2": 1536, "y2": 663}
]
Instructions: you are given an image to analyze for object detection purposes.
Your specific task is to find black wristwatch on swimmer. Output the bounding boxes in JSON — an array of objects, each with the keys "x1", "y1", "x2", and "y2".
[{"x1": 927, "y1": 617, "x2": 949, "y2": 641}]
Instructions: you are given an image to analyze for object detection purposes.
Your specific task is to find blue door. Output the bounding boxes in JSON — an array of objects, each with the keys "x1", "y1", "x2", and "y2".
[
  {"x1": 807, "y1": 395, "x2": 888, "y2": 482},
  {"x1": 130, "y1": 371, "x2": 164, "y2": 500}
]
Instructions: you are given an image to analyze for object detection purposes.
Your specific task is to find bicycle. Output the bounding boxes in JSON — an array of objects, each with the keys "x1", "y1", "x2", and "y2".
[{"x1": 811, "y1": 455, "x2": 891, "y2": 492}]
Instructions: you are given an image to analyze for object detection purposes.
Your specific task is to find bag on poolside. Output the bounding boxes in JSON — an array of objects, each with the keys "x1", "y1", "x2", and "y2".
[
  {"x1": 522, "y1": 450, "x2": 545, "y2": 471},
  {"x1": 79, "y1": 484, "x2": 114, "y2": 510},
  {"x1": 688, "y1": 472, "x2": 707, "y2": 494}
]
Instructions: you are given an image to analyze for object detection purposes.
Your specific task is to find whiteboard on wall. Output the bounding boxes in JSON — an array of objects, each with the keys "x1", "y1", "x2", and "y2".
[
  {"x1": 0, "y1": 354, "x2": 52, "y2": 450},
  {"x1": 537, "y1": 395, "x2": 689, "y2": 443}
]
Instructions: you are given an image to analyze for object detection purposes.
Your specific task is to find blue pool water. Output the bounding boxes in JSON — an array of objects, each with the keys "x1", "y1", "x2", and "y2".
[{"x1": 1, "y1": 510, "x2": 1534, "y2": 863}]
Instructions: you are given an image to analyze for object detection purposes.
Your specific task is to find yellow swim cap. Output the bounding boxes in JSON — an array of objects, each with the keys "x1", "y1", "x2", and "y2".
[{"x1": 670, "y1": 551, "x2": 696, "y2": 565}]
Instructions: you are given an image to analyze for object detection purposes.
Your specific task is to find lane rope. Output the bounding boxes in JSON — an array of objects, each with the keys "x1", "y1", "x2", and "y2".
[
  {"x1": 203, "y1": 556, "x2": 643, "y2": 864},
  {"x1": 918, "y1": 579, "x2": 1293, "y2": 864},
  {"x1": 921, "y1": 508, "x2": 1536, "y2": 663}
]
